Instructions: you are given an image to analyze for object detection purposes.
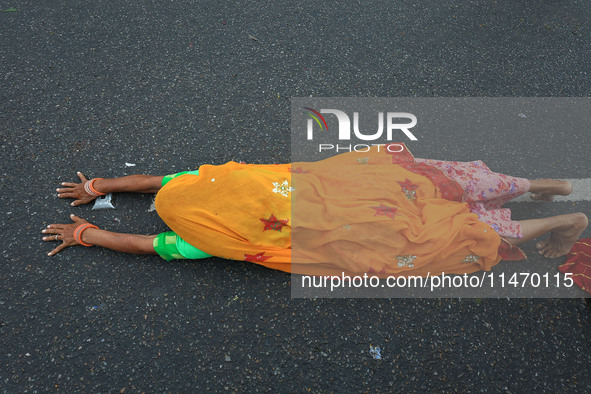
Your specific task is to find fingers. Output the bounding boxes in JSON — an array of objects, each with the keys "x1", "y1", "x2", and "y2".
[
  {"x1": 56, "y1": 186, "x2": 75, "y2": 193},
  {"x1": 57, "y1": 192, "x2": 75, "y2": 199},
  {"x1": 48, "y1": 243, "x2": 68, "y2": 256},
  {"x1": 77, "y1": 171, "x2": 88, "y2": 183},
  {"x1": 70, "y1": 213, "x2": 87, "y2": 223},
  {"x1": 43, "y1": 224, "x2": 64, "y2": 232},
  {"x1": 43, "y1": 215, "x2": 89, "y2": 256},
  {"x1": 70, "y1": 197, "x2": 97, "y2": 207},
  {"x1": 42, "y1": 229, "x2": 62, "y2": 236},
  {"x1": 57, "y1": 173, "x2": 95, "y2": 206}
]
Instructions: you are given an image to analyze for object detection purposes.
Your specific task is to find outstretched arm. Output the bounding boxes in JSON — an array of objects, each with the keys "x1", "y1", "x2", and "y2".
[
  {"x1": 57, "y1": 172, "x2": 164, "y2": 206},
  {"x1": 43, "y1": 214, "x2": 157, "y2": 256}
]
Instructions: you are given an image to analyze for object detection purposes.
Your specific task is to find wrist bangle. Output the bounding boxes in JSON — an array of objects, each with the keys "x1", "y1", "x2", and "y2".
[
  {"x1": 84, "y1": 178, "x2": 106, "y2": 197},
  {"x1": 73, "y1": 223, "x2": 99, "y2": 247}
]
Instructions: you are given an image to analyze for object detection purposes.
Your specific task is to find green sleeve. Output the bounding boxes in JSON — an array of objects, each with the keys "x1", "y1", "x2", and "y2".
[
  {"x1": 153, "y1": 231, "x2": 212, "y2": 261},
  {"x1": 161, "y1": 169, "x2": 200, "y2": 187}
]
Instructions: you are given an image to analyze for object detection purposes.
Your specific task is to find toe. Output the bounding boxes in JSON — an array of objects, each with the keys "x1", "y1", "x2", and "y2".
[
  {"x1": 537, "y1": 241, "x2": 554, "y2": 256},
  {"x1": 536, "y1": 240, "x2": 547, "y2": 250},
  {"x1": 543, "y1": 246, "x2": 554, "y2": 257},
  {"x1": 544, "y1": 245, "x2": 562, "y2": 258}
]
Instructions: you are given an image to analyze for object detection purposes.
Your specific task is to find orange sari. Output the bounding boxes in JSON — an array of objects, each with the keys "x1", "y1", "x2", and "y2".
[{"x1": 155, "y1": 144, "x2": 519, "y2": 277}]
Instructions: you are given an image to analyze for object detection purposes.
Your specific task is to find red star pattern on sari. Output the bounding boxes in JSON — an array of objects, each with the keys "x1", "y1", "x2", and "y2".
[
  {"x1": 397, "y1": 179, "x2": 419, "y2": 192},
  {"x1": 244, "y1": 252, "x2": 272, "y2": 263},
  {"x1": 397, "y1": 178, "x2": 419, "y2": 201},
  {"x1": 260, "y1": 214, "x2": 289, "y2": 232},
  {"x1": 370, "y1": 204, "x2": 397, "y2": 219}
]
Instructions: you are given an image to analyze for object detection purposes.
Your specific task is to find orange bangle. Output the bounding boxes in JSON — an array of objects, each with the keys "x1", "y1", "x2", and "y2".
[
  {"x1": 73, "y1": 223, "x2": 99, "y2": 247},
  {"x1": 84, "y1": 178, "x2": 106, "y2": 197}
]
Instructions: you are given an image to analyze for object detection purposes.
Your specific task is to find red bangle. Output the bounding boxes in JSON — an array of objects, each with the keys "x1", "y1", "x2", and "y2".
[
  {"x1": 73, "y1": 223, "x2": 99, "y2": 247},
  {"x1": 84, "y1": 178, "x2": 106, "y2": 197}
]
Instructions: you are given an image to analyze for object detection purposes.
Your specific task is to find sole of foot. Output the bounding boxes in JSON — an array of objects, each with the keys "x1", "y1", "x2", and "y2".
[
  {"x1": 530, "y1": 180, "x2": 573, "y2": 202},
  {"x1": 536, "y1": 212, "x2": 588, "y2": 258}
]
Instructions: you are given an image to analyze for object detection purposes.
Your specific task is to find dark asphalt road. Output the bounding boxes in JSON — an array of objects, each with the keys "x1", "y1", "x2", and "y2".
[{"x1": 2, "y1": 0, "x2": 591, "y2": 392}]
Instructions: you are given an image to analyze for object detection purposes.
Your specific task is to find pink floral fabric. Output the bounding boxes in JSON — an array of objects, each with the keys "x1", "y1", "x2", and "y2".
[{"x1": 414, "y1": 158, "x2": 530, "y2": 239}]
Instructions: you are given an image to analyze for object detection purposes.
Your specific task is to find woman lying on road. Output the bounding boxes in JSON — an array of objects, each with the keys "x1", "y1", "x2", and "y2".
[{"x1": 42, "y1": 144, "x2": 588, "y2": 278}]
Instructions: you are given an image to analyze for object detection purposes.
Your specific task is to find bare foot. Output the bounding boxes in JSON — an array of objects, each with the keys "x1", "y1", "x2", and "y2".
[
  {"x1": 530, "y1": 193, "x2": 555, "y2": 202},
  {"x1": 536, "y1": 212, "x2": 588, "y2": 258},
  {"x1": 530, "y1": 180, "x2": 573, "y2": 202}
]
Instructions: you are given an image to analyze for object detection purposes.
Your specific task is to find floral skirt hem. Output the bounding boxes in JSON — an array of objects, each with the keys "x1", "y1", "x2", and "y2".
[{"x1": 414, "y1": 158, "x2": 530, "y2": 239}]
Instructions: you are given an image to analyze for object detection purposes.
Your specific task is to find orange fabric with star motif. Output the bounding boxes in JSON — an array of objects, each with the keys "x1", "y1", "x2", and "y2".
[
  {"x1": 155, "y1": 144, "x2": 504, "y2": 277},
  {"x1": 155, "y1": 161, "x2": 293, "y2": 271}
]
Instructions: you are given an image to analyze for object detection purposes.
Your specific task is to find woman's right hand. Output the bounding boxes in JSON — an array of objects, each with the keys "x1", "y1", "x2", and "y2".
[
  {"x1": 56, "y1": 172, "x2": 97, "y2": 206},
  {"x1": 42, "y1": 214, "x2": 93, "y2": 256}
]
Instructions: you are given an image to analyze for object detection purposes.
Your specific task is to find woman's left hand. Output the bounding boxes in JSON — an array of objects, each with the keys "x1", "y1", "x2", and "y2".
[
  {"x1": 42, "y1": 214, "x2": 91, "y2": 256},
  {"x1": 56, "y1": 172, "x2": 97, "y2": 206}
]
